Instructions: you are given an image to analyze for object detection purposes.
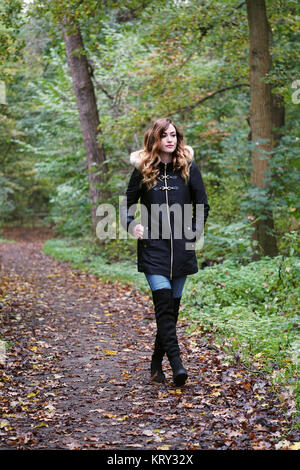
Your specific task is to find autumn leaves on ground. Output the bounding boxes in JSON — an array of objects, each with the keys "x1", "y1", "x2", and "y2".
[{"x1": 0, "y1": 228, "x2": 297, "y2": 450}]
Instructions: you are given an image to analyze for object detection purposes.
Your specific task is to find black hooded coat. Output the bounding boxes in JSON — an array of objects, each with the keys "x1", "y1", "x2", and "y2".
[{"x1": 122, "y1": 147, "x2": 210, "y2": 279}]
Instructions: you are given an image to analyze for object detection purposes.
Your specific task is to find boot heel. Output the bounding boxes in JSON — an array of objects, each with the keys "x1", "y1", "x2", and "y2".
[
  {"x1": 173, "y1": 367, "x2": 188, "y2": 386},
  {"x1": 150, "y1": 355, "x2": 166, "y2": 383},
  {"x1": 169, "y1": 357, "x2": 188, "y2": 386}
]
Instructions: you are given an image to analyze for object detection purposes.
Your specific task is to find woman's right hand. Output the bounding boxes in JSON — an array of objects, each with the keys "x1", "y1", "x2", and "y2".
[{"x1": 133, "y1": 224, "x2": 144, "y2": 239}]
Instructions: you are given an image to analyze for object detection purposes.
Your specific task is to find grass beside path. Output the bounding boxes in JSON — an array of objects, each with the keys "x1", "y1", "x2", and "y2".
[
  {"x1": 43, "y1": 238, "x2": 150, "y2": 292},
  {"x1": 42, "y1": 237, "x2": 300, "y2": 421}
]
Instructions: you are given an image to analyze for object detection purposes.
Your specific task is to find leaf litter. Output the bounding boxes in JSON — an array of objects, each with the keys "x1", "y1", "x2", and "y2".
[{"x1": 0, "y1": 229, "x2": 299, "y2": 450}]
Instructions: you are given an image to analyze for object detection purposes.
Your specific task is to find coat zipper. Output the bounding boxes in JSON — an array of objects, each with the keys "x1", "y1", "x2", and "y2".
[{"x1": 164, "y1": 163, "x2": 173, "y2": 280}]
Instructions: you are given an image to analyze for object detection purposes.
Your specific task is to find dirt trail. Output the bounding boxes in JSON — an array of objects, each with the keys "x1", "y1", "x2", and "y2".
[{"x1": 0, "y1": 228, "x2": 297, "y2": 450}]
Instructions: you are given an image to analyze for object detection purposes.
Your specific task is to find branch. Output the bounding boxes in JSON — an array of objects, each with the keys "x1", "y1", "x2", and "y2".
[
  {"x1": 87, "y1": 59, "x2": 115, "y2": 102},
  {"x1": 235, "y1": 1, "x2": 246, "y2": 10},
  {"x1": 94, "y1": 78, "x2": 115, "y2": 103},
  {"x1": 171, "y1": 83, "x2": 250, "y2": 115}
]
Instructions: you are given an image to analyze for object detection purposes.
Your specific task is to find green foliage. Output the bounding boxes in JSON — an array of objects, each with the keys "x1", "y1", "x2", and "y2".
[
  {"x1": 0, "y1": 175, "x2": 15, "y2": 217},
  {"x1": 280, "y1": 230, "x2": 300, "y2": 257},
  {"x1": 47, "y1": 179, "x2": 91, "y2": 237},
  {"x1": 0, "y1": 236, "x2": 15, "y2": 243},
  {"x1": 202, "y1": 220, "x2": 255, "y2": 264},
  {"x1": 183, "y1": 254, "x2": 300, "y2": 406},
  {"x1": 2, "y1": 0, "x2": 297, "y2": 249},
  {"x1": 0, "y1": 0, "x2": 24, "y2": 72},
  {"x1": 43, "y1": 237, "x2": 149, "y2": 290}
]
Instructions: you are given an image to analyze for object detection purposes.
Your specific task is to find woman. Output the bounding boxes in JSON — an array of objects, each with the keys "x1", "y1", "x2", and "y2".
[{"x1": 122, "y1": 118, "x2": 210, "y2": 386}]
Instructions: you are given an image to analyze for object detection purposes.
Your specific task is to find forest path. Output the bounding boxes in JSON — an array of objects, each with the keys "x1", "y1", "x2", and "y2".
[{"x1": 0, "y1": 228, "x2": 296, "y2": 450}]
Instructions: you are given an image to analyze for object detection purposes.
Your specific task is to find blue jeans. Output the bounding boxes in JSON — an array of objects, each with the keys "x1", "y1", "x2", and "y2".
[{"x1": 145, "y1": 274, "x2": 187, "y2": 298}]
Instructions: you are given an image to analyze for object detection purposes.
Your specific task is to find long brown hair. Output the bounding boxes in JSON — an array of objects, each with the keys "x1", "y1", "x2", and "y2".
[{"x1": 137, "y1": 118, "x2": 193, "y2": 189}]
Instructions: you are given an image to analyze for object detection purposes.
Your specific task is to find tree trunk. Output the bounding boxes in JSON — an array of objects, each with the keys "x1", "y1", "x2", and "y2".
[
  {"x1": 62, "y1": 22, "x2": 106, "y2": 232},
  {"x1": 246, "y1": 0, "x2": 278, "y2": 257}
]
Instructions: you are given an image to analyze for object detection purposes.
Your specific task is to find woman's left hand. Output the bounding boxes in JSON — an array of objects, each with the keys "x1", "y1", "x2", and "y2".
[{"x1": 133, "y1": 224, "x2": 144, "y2": 239}]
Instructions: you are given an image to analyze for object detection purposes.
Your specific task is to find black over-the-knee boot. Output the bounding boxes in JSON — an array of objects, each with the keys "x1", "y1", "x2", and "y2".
[
  {"x1": 150, "y1": 333, "x2": 166, "y2": 383},
  {"x1": 173, "y1": 297, "x2": 181, "y2": 324},
  {"x1": 151, "y1": 289, "x2": 187, "y2": 386},
  {"x1": 151, "y1": 296, "x2": 182, "y2": 383}
]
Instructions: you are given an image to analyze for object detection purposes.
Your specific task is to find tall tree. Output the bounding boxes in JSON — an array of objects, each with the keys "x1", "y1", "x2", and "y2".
[
  {"x1": 246, "y1": 0, "x2": 278, "y2": 257},
  {"x1": 62, "y1": 21, "x2": 106, "y2": 231},
  {"x1": 31, "y1": 0, "x2": 108, "y2": 232}
]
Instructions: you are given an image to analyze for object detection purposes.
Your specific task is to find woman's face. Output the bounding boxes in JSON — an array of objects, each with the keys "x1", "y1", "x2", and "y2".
[{"x1": 160, "y1": 124, "x2": 177, "y2": 154}]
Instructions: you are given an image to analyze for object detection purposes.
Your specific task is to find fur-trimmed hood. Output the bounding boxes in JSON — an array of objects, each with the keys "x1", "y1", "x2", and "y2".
[{"x1": 129, "y1": 145, "x2": 194, "y2": 169}]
